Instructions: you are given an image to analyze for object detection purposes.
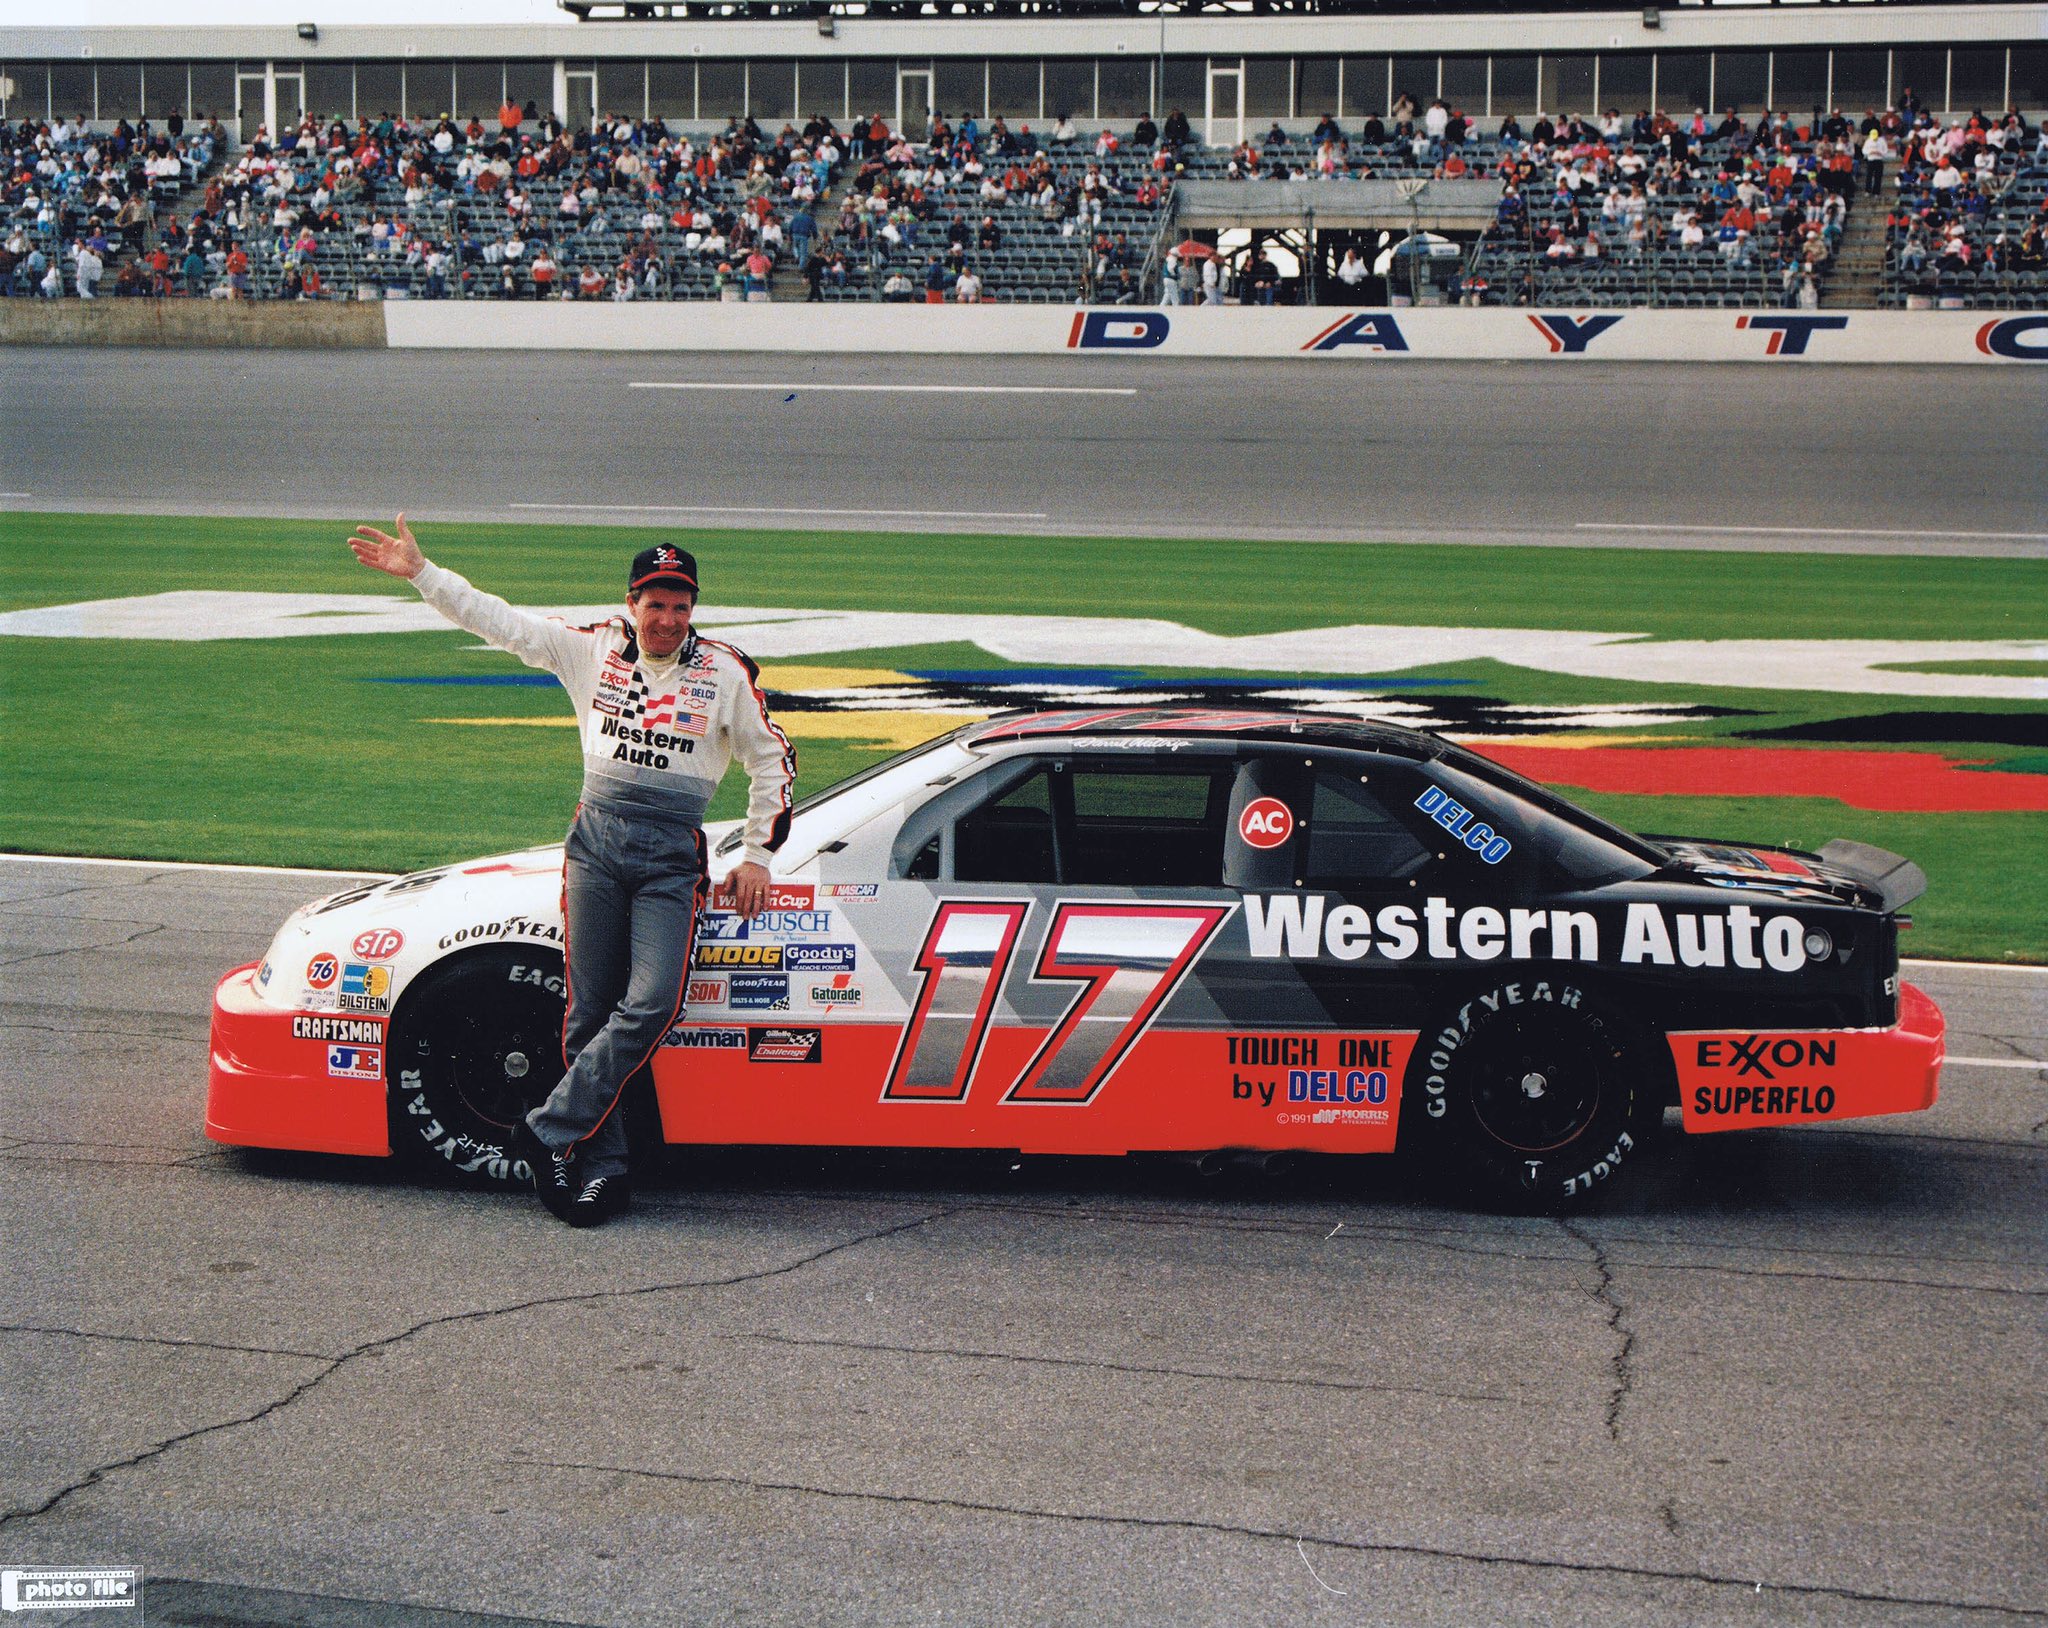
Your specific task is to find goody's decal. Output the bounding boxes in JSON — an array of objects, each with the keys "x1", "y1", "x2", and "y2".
[
  {"x1": 1303, "y1": 313, "x2": 1410, "y2": 353},
  {"x1": 1238, "y1": 797, "x2": 1294, "y2": 849},
  {"x1": 1414, "y1": 784, "x2": 1512, "y2": 863},
  {"x1": 1976, "y1": 315, "x2": 2048, "y2": 360},
  {"x1": 782, "y1": 943, "x2": 856, "y2": 972},
  {"x1": 1067, "y1": 310, "x2": 1169, "y2": 349},
  {"x1": 1244, "y1": 895, "x2": 1814, "y2": 971},
  {"x1": 1736, "y1": 314, "x2": 1850, "y2": 356},
  {"x1": 1526, "y1": 313, "x2": 1624, "y2": 354}
]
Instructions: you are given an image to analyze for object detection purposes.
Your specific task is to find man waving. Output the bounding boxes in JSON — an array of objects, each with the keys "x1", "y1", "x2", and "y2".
[{"x1": 350, "y1": 516, "x2": 795, "y2": 1227}]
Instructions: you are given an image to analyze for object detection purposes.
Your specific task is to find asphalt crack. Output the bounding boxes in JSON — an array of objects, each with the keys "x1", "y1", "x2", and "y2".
[
  {"x1": 522, "y1": 1455, "x2": 2048, "y2": 1621},
  {"x1": 1559, "y1": 1220, "x2": 1634, "y2": 1445},
  {"x1": 732, "y1": 1330, "x2": 1511, "y2": 1406},
  {"x1": 0, "y1": 1206, "x2": 953, "y2": 1533},
  {"x1": 0, "y1": 1323, "x2": 333, "y2": 1362},
  {"x1": 0, "y1": 922, "x2": 167, "y2": 970}
]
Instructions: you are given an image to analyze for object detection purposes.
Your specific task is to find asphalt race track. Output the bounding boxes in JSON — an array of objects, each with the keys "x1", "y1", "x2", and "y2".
[
  {"x1": 2, "y1": 347, "x2": 2047, "y2": 554},
  {"x1": 2, "y1": 855, "x2": 2044, "y2": 1627}
]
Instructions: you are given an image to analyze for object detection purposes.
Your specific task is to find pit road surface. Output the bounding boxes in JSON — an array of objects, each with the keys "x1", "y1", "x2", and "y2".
[
  {"x1": 2, "y1": 856, "x2": 2043, "y2": 1627},
  {"x1": 3, "y1": 348, "x2": 2046, "y2": 553}
]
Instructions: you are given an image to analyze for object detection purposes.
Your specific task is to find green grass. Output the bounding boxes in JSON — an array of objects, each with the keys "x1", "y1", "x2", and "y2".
[{"x1": 2, "y1": 512, "x2": 2043, "y2": 961}]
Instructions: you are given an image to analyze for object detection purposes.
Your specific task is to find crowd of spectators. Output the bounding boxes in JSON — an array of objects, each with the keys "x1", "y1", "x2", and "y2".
[
  {"x1": 1879, "y1": 101, "x2": 2048, "y2": 300},
  {"x1": 0, "y1": 114, "x2": 224, "y2": 297}
]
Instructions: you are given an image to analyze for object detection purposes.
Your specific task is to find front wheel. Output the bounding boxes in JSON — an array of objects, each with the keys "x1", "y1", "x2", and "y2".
[
  {"x1": 1405, "y1": 977, "x2": 1660, "y2": 1210},
  {"x1": 386, "y1": 947, "x2": 567, "y2": 1188}
]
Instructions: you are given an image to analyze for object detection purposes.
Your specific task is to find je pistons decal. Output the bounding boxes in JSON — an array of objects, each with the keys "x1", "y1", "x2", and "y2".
[{"x1": 1238, "y1": 797, "x2": 1294, "y2": 849}]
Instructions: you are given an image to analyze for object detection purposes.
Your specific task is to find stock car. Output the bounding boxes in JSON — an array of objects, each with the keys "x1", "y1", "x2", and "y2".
[{"x1": 207, "y1": 708, "x2": 1946, "y2": 1206}]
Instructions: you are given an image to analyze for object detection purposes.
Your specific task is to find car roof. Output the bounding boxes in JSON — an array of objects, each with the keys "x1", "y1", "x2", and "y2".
[{"x1": 961, "y1": 706, "x2": 1445, "y2": 759}]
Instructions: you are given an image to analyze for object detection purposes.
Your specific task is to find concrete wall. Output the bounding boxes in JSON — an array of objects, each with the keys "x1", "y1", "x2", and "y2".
[
  {"x1": 0, "y1": 300, "x2": 387, "y2": 349},
  {"x1": 8, "y1": 299, "x2": 2046, "y2": 362}
]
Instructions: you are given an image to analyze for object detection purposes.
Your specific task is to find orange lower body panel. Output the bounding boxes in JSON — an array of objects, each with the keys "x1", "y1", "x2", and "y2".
[
  {"x1": 652, "y1": 1026, "x2": 1418, "y2": 1155},
  {"x1": 206, "y1": 964, "x2": 391, "y2": 1157},
  {"x1": 1671, "y1": 981, "x2": 1944, "y2": 1134}
]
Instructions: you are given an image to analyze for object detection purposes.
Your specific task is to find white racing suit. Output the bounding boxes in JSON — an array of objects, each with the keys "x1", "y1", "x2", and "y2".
[{"x1": 411, "y1": 562, "x2": 796, "y2": 1179}]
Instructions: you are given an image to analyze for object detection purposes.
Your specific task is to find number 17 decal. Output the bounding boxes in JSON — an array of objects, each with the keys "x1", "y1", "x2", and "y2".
[{"x1": 883, "y1": 900, "x2": 1235, "y2": 1107}]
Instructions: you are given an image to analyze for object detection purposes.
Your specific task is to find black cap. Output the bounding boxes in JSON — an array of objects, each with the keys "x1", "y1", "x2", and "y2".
[{"x1": 629, "y1": 544, "x2": 698, "y2": 595}]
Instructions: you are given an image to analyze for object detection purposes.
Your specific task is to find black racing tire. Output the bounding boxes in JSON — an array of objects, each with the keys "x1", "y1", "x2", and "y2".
[
  {"x1": 1404, "y1": 975, "x2": 1661, "y2": 1211},
  {"x1": 386, "y1": 946, "x2": 569, "y2": 1189}
]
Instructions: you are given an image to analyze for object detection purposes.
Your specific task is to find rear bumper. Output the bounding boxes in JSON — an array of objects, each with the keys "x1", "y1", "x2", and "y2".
[
  {"x1": 1672, "y1": 982, "x2": 1944, "y2": 1134},
  {"x1": 205, "y1": 963, "x2": 391, "y2": 1157}
]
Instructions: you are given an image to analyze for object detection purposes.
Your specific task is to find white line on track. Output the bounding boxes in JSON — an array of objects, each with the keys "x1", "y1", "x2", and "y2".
[
  {"x1": 1, "y1": 853, "x2": 395, "y2": 880},
  {"x1": 1577, "y1": 522, "x2": 2048, "y2": 542},
  {"x1": 510, "y1": 501, "x2": 1049, "y2": 521},
  {"x1": 629, "y1": 381, "x2": 1137, "y2": 396},
  {"x1": 1946, "y1": 1056, "x2": 2048, "y2": 1070},
  {"x1": 0, "y1": 491, "x2": 32, "y2": 498},
  {"x1": 1904, "y1": 958, "x2": 2048, "y2": 975}
]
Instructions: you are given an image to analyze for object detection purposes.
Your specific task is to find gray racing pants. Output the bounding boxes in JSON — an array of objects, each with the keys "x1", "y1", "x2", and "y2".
[{"x1": 526, "y1": 802, "x2": 707, "y2": 1180}]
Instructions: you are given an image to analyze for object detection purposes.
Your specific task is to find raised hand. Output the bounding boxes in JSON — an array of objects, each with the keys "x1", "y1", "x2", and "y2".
[{"x1": 349, "y1": 512, "x2": 426, "y2": 579}]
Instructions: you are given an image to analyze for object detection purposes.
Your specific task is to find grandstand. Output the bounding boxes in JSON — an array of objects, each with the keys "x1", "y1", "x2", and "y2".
[{"x1": 2, "y1": 5, "x2": 2042, "y2": 308}]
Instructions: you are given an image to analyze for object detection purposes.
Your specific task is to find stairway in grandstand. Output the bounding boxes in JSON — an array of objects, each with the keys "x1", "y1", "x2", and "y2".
[
  {"x1": 1825, "y1": 197, "x2": 1890, "y2": 309},
  {"x1": 769, "y1": 168, "x2": 861, "y2": 302},
  {"x1": 118, "y1": 140, "x2": 236, "y2": 288}
]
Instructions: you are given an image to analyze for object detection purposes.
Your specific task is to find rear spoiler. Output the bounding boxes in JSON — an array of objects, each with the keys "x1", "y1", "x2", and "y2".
[{"x1": 1818, "y1": 840, "x2": 1928, "y2": 914}]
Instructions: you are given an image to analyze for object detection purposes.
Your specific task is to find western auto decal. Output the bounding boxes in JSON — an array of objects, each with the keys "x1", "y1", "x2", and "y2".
[
  {"x1": 884, "y1": 900, "x2": 1235, "y2": 1106},
  {"x1": 1238, "y1": 797, "x2": 1294, "y2": 849}
]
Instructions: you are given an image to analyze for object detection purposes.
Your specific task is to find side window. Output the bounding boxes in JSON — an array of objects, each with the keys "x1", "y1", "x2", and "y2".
[
  {"x1": 949, "y1": 761, "x2": 1232, "y2": 886},
  {"x1": 956, "y1": 768, "x2": 1057, "y2": 883},
  {"x1": 1304, "y1": 771, "x2": 1433, "y2": 886},
  {"x1": 1067, "y1": 766, "x2": 1229, "y2": 887}
]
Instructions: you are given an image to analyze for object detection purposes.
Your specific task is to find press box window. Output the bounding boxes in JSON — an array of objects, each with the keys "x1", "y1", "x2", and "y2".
[{"x1": 1303, "y1": 773, "x2": 1431, "y2": 885}]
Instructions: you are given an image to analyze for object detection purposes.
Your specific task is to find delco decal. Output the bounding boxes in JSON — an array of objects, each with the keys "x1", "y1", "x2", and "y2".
[
  {"x1": 749, "y1": 1026, "x2": 823, "y2": 1063},
  {"x1": 696, "y1": 943, "x2": 784, "y2": 969},
  {"x1": 661, "y1": 1024, "x2": 747, "y2": 1049},
  {"x1": 1066, "y1": 310, "x2": 1169, "y2": 349},
  {"x1": 1245, "y1": 896, "x2": 1813, "y2": 971},
  {"x1": 782, "y1": 943, "x2": 856, "y2": 972},
  {"x1": 1287, "y1": 1068, "x2": 1390, "y2": 1108},
  {"x1": 351, "y1": 928, "x2": 404, "y2": 960},
  {"x1": 1735, "y1": 313, "x2": 1850, "y2": 356},
  {"x1": 293, "y1": 1015, "x2": 382, "y2": 1043},
  {"x1": 326, "y1": 1044, "x2": 383, "y2": 1080},
  {"x1": 1238, "y1": 797, "x2": 1294, "y2": 850},
  {"x1": 1414, "y1": 785, "x2": 1512, "y2": 864}
]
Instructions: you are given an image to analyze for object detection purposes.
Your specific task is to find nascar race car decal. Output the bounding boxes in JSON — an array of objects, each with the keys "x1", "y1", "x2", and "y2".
[{"x1": 206, "y1": 708, "x2": 1944, "y2": 1206}]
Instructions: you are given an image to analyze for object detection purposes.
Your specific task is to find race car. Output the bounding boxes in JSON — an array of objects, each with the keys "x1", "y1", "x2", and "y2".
[{"x1": 207, "y1": 708, "x2": 1945, "y2": 1206}]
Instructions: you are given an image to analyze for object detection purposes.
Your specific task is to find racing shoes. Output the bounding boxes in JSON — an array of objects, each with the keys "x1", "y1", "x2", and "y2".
[
  {"x1": 509, "y1": 1120, "x2": 577, "y2": 1222},
  {"x1": 565, "y1": 1173, "x2": 630, "y2": 1228}
]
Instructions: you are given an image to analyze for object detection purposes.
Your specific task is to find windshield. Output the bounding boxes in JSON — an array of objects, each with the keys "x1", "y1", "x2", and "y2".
[
  {"x1": 717, "y1": 727, "x2": 977, "y2": 856},
  {"x1": 1429, "y1": 743, "x2": 1664, "y2": 882}
]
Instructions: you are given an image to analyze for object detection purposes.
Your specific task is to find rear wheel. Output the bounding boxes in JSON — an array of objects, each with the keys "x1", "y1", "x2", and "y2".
[
  {"x1": 387, "y1": 947, "x2": 567, "y2": 1189},
  {"x1": 1406, "y1": 977, "x2": 1658, "y2": 1209}
]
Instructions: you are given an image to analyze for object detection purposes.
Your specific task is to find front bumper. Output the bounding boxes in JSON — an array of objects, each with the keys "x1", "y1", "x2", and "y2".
[
  {"x1": 205, "y1": 963, "x2": 391, "y2": 1156},
  {"x1": 1672, "y1": 981, "x2": 1945, "y2": 1133}
]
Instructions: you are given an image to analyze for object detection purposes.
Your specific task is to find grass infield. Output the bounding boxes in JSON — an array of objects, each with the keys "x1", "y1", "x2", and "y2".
[{"x1": 2, "y1": 511, "x2": 2042, "y2": 961}]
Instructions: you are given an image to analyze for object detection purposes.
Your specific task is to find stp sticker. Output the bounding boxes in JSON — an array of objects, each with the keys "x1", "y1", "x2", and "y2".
[
  {"x1": 352, "y1": 927, "x2": 405, "y2": 960},
  {"x1": 1239, "y1": 797, "x2": 1295, "y2": 849},
  {"x1": 305, "y1": 953, "x2": 340, "y2": 990}
]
